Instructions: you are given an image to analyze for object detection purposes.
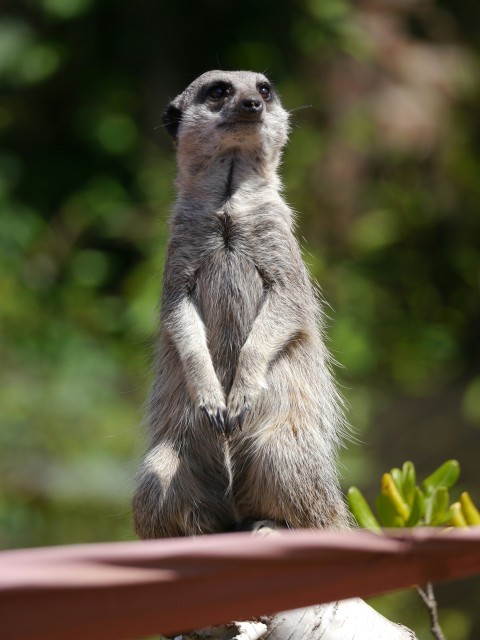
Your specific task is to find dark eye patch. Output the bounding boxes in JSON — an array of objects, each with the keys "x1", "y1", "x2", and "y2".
[{"x1": 203, "y1": 81, "x2": 233, "y2": 101}]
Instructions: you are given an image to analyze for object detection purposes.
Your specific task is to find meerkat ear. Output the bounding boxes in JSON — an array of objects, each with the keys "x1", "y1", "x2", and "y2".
[{"x1": 162, "y1": 102, "x2": 183, "y2": 141}]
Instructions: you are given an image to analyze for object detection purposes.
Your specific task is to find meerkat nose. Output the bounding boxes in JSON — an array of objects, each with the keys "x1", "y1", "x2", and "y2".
[{"x1": 241, "y1": 97, "x2": 263, "y2": 114}]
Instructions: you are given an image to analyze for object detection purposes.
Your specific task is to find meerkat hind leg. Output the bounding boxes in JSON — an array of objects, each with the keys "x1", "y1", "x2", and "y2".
[{"x1": 133, "y1": 436, "x2": 237, "y2": 538}]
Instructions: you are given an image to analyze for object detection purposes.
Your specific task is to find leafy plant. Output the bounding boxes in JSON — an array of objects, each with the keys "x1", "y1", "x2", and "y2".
[
  {"x1": 348, "y1": 460, "x2": 480, "y2": 531},
  {"x1": 347, "y1": 461, "x2": 480, "y2": 640}
]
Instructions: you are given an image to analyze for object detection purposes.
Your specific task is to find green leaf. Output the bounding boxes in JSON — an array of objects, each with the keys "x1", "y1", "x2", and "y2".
[
  {"x1": 401, "y1": 461, "x2": 416, "y2": 507},
  {"x1": 375, "y1": 494, "x2": 405, "y2": 528},
  {"x1": 347, "y1": 487, "x2": 381, "y2": 532},
  {"x1": 425, "y1": 495, "x2": 433, "y2": 525},
  {"x1": 406, "y1": 487, "x2": 425, "y2": 527},
  {"x1": 390, "y1": 467, "x2": 404, "y2": 497},
  {"x1": 430, "y1": 487, "x2": 450, "y2": 526},
  {"x1": 422, "y1": 460, "x2": 460, "y2": 496}
]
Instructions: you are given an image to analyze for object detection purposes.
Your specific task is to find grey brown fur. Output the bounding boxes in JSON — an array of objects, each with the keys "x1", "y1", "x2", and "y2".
[{"x1": 132, "y1": 70, "x2": 350, "y2": 538}]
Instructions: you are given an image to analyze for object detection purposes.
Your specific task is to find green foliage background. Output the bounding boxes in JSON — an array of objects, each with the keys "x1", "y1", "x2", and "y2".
[{"x1": 1, "y1": 0, "x2": 479, "y2": 637}]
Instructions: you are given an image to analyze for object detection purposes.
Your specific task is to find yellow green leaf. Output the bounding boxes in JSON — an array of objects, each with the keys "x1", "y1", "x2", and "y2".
[
  {"x1": 460, "y1": 492, "x2": 480, "y2": 525},
  {"x1": 449, "y1": 502, "x2": 468, "y2": 528},
  {"x1": 376, "y1": 494, "x2": 405, "y2": 528},
  {"x1": 381, "y1": 473, "x2": 410, "y2": 521}
]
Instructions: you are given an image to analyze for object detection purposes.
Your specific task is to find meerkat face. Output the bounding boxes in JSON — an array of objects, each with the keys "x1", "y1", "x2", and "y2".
[{"x1": 163, "y1": 70, "x2": 290, "y2": 161}]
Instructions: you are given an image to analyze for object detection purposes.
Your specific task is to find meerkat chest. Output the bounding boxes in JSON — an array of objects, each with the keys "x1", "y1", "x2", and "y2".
[
  {"x1": 212, "y1": 210, "x2": 242, "y2": 252},
  {"x1": 190, "y1": 202, "x2": 258, "y2": 257},
  {"x1": 198, "y1": 209, "x2": 264, "y2": 300},
  {"x1": 190, "y1": 208, "x2": 265, "y2": 334}
]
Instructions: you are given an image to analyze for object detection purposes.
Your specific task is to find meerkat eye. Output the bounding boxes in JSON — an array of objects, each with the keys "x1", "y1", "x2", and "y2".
[
  {"x1": 206, "y1": 83, "x2": 232, "y2": 101},
  {"x1": 258, "y1": 83, "x2": 272, "y2": 101}
]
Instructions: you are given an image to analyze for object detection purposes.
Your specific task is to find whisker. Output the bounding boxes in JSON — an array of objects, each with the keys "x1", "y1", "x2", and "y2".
[{"x1": 288, "y1": 104, "x2": 313, "y2": 113}]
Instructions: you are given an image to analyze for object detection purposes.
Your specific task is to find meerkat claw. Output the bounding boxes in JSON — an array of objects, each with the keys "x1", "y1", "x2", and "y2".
[
  {"x1": 226, "y1": 401, "x2": 251, "y2": 433},
  {"x1": 200, "y1": 405, "x2": 226, "y2": 433},
  {"x1": 215, "y1": 407, "x2": 226, "y2": 433}
]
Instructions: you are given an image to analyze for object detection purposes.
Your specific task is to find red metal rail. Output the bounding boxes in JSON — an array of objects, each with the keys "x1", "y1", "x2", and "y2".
[{"x1": 1, "y1": 528, "x2": 480, "y2": 640}]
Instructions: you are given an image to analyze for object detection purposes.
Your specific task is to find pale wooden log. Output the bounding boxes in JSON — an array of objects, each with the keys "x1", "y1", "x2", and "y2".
[
  {"x1": 170, "y1": 598, "x2": 417, "y2": 640},
  {"x1": 264, "y1": 599, "x2": 417, "y2": 639}
]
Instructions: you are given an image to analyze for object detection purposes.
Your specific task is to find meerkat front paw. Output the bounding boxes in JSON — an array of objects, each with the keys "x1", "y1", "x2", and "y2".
[
  {"x1": 198, "y1": 388, "x2": 227, "y2": 433},
  {"x1": 226, "y1": 391, "x2": 252, "y2": 433},
  {"x1": 227, "y1": 376, "x2": 266, "y2": 432}
]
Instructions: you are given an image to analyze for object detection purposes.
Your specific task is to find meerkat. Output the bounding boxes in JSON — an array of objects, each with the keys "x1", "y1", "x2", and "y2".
[{"x1": 132, "y1": 70, "x2": 350, "y2": 538}]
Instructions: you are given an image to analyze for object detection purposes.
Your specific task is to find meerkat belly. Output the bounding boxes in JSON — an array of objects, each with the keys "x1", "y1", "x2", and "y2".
[{"x1": 195, "y1": 248, "x2": 264, "y2": 391}]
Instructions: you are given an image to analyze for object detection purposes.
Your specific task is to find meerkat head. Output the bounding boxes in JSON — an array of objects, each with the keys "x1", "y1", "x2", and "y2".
[{"x1": 162, "y1": 70, "x2": 290, "y2": 171}]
